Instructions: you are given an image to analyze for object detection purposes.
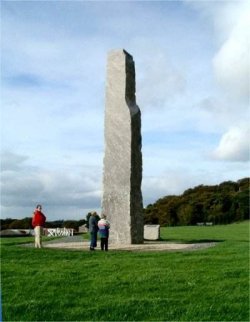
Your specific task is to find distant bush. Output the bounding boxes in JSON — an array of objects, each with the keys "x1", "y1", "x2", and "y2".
[
  {"x1": 144, "y1": 177, "x2": 249, "y2": 226},
  {"x1": 1, "y1": 216, "x2": 87, "y2": 231}
]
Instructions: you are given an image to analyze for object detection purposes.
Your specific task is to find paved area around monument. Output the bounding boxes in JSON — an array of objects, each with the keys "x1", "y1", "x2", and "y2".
[{"x1": 31, "y1": 235, "x2": 216, "y2": 252}]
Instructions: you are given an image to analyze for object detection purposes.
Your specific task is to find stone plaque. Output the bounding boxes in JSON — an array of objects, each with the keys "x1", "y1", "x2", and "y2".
[{"x1": 144, "y1": 225, "x2": 160, "y2": 240}]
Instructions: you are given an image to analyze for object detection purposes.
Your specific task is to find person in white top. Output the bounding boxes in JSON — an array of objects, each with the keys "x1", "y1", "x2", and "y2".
[{"x1": 98, "y1": 214, "x2": 110, "y2": 251}]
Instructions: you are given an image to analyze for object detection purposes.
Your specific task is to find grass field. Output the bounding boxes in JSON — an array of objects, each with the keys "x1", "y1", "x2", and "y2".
[{"x1": 1, "y1": 221, "x2": 249, "y2": 321}]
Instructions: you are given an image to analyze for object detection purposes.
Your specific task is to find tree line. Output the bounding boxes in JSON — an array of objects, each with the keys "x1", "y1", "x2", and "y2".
[
  {"x1": 1, "y1": 178, "x2": 249, "y2": 230},
  {"x1": 0, "y1": 218, "x2": 88, "y2": 231},
  {"x1": 144, "y1": 178, "x2": 249, "y2": 226},
  {"x1": 0, "y1": 211, "x2": 103, "y2": 231}
]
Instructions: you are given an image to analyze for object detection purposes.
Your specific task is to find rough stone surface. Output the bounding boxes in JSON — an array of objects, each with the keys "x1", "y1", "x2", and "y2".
[
  {"x1": 144, "y1": 225, "x2": 160, "y2": 240},
  {"x1": 102, "y1": 49, "x2": 143, "y2": 244}
]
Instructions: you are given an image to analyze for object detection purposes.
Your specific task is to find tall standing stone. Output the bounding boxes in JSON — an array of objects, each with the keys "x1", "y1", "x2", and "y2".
[{"x1": 102, "y1": 49, "x2": 143, "y2": 244}]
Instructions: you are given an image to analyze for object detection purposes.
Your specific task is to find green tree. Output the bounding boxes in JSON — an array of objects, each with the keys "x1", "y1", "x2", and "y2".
[
  {"x1": 63, "y1": 220, "x2": 79, "y2": 230},
  {"x1": 143, "y1": 177, "x2": 249, "y2": 226},
  {"x1": 8, "y1": 218, "x2": 32, "y2": 229},
  {"x1": 177, "y1": 204, "x2": 193, "y2": 225}
]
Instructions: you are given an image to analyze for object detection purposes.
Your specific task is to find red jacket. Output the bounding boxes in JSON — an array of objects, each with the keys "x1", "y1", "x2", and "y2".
[{"x1": 32, "y1": 210, "x2": 46, "y2": 227}]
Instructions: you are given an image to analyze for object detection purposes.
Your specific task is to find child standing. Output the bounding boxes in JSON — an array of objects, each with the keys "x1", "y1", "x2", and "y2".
[{"x1": 98, "y1": 214, "x2": 110, "y2": 251}]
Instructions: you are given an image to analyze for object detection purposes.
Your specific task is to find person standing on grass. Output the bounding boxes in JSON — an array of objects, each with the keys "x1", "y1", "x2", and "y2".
[
  {"x1": 98, "y1": 214, "x2": 110, "y2": 251},
  {"x1": 32, "y1": 204, "x2": 46, "y2": 248},
  {"x1": 89, "y1": 211, "x2": 99, "y2": 251}
]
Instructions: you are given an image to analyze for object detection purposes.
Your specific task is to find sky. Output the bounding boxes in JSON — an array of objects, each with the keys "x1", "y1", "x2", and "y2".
[{"x1": 1, "y1": 0, "x2": 249, "y2": 221}]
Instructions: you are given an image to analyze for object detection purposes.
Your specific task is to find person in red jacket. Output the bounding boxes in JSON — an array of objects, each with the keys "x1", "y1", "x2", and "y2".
[{"x1": 32, "y1": 204, "x2": 46, "y2": 248}]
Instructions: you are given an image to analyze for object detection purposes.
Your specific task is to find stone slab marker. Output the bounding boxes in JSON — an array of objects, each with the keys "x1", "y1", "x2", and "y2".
[
  {"x1": 144, "y1": 225, "x2": 160, "y2": 240},
  {"x1": 102, "y1": 49, "x2": 143, "y2": 244}
]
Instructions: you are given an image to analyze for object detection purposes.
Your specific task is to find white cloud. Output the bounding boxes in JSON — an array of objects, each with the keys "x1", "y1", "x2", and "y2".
[
  {"x1": 142, "y1": 172, "x2": 193, "y2": 204},
  {"x1": 186, "y1": 0, "x2": 250, "y2": 165},
  {"x1": 213, "y1": 125, "x2": 250, "y2": 162},
  {"x1": 1, "y1": 151, "x2": 28, "y2": 171},
  {"x1": 0, "y1": 152, "x2": 102, "y2": 220},
  {"x1": 213, "y1": 2, "x2": 250, "y2": 101},
  {"x1": 136, "y1": 47, "x2": 186, "y2": 109},
  {"x1": 186, "y1": 0, "x2": 249, "y2": 105}
]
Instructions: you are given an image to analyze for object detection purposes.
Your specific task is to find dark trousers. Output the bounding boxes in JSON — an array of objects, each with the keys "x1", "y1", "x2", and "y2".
[
  {"x1": 90, "y1": 231, "x2": 97, "y2": 248},
  {"x1": 101, "y1": 238, "x2": 108, "y2": 251}
]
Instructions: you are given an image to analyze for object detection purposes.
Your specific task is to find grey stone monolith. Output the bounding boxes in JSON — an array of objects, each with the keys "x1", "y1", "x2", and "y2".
[{"x1": 102, "y1": 49, "x2": 143, "y2": 244}]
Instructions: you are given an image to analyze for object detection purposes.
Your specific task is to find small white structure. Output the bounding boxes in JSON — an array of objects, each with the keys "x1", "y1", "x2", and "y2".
[
  {"x1": 197, "y1": 222, "x2": 213, "y2": 226},
  {"x1": 144, "y1": 225, "x2": 160, "y2": 240},
  {"x1": 46, "y1": 228, "x2": 74, "y2": 237},
  {"x1": 78, "y1": 225, "x2": 88, "y2": 233}
]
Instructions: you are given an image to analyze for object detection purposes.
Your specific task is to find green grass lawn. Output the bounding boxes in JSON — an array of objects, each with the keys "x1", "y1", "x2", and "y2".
[{"x1": 1, "y1": 221, "x2": 249, "y2": 321}]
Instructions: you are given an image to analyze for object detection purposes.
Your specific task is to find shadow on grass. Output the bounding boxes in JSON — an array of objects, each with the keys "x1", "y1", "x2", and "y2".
[{"x1": 160, "y1": 238, "x2": 225, "y2": 244}]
